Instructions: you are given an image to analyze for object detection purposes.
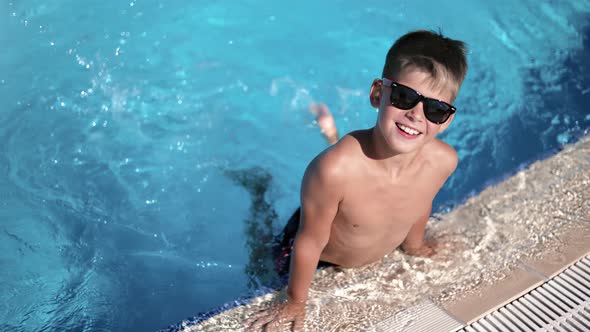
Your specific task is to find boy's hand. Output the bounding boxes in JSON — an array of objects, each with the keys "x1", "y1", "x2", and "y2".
[
  {"x1": 244, "y1": 299, "x2": 305, "y2": 332},
  {"x1": 402, "y1": 241, "x2": 437, "y2": 257}
]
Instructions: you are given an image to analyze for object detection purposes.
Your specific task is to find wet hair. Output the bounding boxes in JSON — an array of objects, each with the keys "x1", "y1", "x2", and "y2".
[{"x1": 382, "y1": 30, "x2": 468, "y2": 100}]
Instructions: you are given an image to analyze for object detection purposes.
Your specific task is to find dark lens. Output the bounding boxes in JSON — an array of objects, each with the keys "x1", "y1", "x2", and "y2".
[
  {"x1": 423, "y1": 100, "x2": 452, "y2": 124},
  {"x1": 390, "y1": 85, "x2": 419, "y2": 110}
]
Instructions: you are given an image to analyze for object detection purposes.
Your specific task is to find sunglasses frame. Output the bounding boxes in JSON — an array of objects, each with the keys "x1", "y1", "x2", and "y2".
[{"x1": 381, "y1": 78, "x2": 456, "y2": 124}]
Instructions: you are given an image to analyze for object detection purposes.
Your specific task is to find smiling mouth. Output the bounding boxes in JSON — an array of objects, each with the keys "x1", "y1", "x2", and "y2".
[{"x1": 396, "y1": 123, "x2": 422, "y2": 136}]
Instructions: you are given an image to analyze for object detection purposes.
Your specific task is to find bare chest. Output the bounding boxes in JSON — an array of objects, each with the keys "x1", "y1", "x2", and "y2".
[{"x1": 338, "y1": 180, "x2": 434, "y2": 231}]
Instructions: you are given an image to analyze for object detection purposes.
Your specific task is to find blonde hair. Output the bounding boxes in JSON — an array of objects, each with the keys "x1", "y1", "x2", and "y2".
[{"x1": 382, "y1": 30, "x2": 468, "y2": 100}]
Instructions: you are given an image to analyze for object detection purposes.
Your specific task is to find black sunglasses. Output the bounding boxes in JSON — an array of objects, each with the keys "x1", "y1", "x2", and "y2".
[{"x1": 382, "y1": 78, "x2": 456, "y2": 124}]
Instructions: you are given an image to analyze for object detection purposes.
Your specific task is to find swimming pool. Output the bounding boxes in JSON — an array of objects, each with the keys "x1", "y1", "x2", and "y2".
[{"x1": 1, "y1": 0, "x2": 589, "y2": 331}]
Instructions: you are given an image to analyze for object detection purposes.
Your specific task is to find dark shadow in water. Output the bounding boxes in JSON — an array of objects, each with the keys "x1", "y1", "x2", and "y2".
[
  {"x1": 162, "y1": 167, "x2": 295, "y2": 331},
  {"x1": 225, "y1": 166, "x2": 285, "y2": 290}
]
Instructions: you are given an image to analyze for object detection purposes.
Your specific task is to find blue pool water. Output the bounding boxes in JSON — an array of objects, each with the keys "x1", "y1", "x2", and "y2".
[{"x1": 1, "y1": 0, "x2": 589, "y2": 331}]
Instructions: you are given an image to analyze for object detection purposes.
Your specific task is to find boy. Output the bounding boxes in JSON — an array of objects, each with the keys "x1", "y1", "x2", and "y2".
[{"x1": 246, "y1": 30, "x2": 468, "y2": 331}]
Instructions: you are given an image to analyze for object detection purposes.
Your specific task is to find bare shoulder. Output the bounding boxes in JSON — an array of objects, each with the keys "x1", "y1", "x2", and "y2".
[
  {"x1": 304, "y1": 130, "x2": 366, "y2": 184},
  {"x1": 315, "y1": 130, "x2": 365, "y2": 168},
  {"x1": 423, "y1": 138, "x2": 458, "y2": 177}
]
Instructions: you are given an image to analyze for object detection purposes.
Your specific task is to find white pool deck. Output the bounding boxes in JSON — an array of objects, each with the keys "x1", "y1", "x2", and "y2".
[{"x1": 183, "y1": 134, "x2": 590, "y2": 332}]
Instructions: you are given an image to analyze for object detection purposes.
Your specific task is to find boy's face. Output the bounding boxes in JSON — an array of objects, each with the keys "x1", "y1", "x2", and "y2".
[{"x1": 370, "y1": 70, "x2": 455, "y2": 155}]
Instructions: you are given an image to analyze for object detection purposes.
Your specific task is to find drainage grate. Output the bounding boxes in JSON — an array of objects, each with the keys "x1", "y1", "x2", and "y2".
[{"x1": 458, "y1": 255, "x2": 590, "y2": 332}]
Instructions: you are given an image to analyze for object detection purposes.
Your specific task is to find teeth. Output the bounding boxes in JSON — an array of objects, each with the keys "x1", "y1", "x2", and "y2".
[{"x1": 398, "y1": 123, "x2": 420, "y2": 135}]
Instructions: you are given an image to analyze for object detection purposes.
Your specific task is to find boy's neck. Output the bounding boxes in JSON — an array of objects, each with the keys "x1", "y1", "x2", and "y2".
[{"x1": 368, "y1": 127, "x2": 423, "y2": 178}]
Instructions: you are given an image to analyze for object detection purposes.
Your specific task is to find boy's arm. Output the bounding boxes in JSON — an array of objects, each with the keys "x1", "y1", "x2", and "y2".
[
  {"x1": 402, "y1": 141, "x2": 458, "y2": 256},
  {"x1": 401, "y1": 206, "x2": 432, "y2": 255},
  {"x1": 245, "y1": 151, "x2": 345, "y2": 332},
  {"x1": 287, "y1": 153, "x2": 344, "y2": 303}
]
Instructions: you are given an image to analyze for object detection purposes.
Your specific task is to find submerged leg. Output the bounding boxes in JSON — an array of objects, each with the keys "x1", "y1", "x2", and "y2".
[{"x1": 310, "y1": 103, "x2": 339, "y2": 145}]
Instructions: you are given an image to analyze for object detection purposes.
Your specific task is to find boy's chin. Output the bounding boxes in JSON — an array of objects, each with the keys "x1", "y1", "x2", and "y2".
[
  {"x1": 384, "y1": 141, "x2": 419, "y2": 155},
  {"x1": 391, "y1": 145, "x2": 421, "y2": 155},
  {"x1": 387, "y1": 136, "x2": 425, "y2": 153}
]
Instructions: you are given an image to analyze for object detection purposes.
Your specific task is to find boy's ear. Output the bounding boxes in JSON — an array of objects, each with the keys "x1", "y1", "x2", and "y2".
[
  {"x1": 369, "y1": 78, "x2": 382, "y2": 108},
  {"x1": 437, "y1": 113, "x2": 455, "y2": 134}
]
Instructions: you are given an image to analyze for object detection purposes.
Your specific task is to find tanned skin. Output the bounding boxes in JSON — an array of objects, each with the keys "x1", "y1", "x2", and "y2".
[{"x1": 245, "y1": 70, "x2": 459, "y2": 331}]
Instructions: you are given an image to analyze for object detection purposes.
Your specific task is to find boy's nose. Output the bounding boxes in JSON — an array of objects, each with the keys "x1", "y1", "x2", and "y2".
[{"x1": 404, "y1": 103, "x2": 425, "y2": 122}]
